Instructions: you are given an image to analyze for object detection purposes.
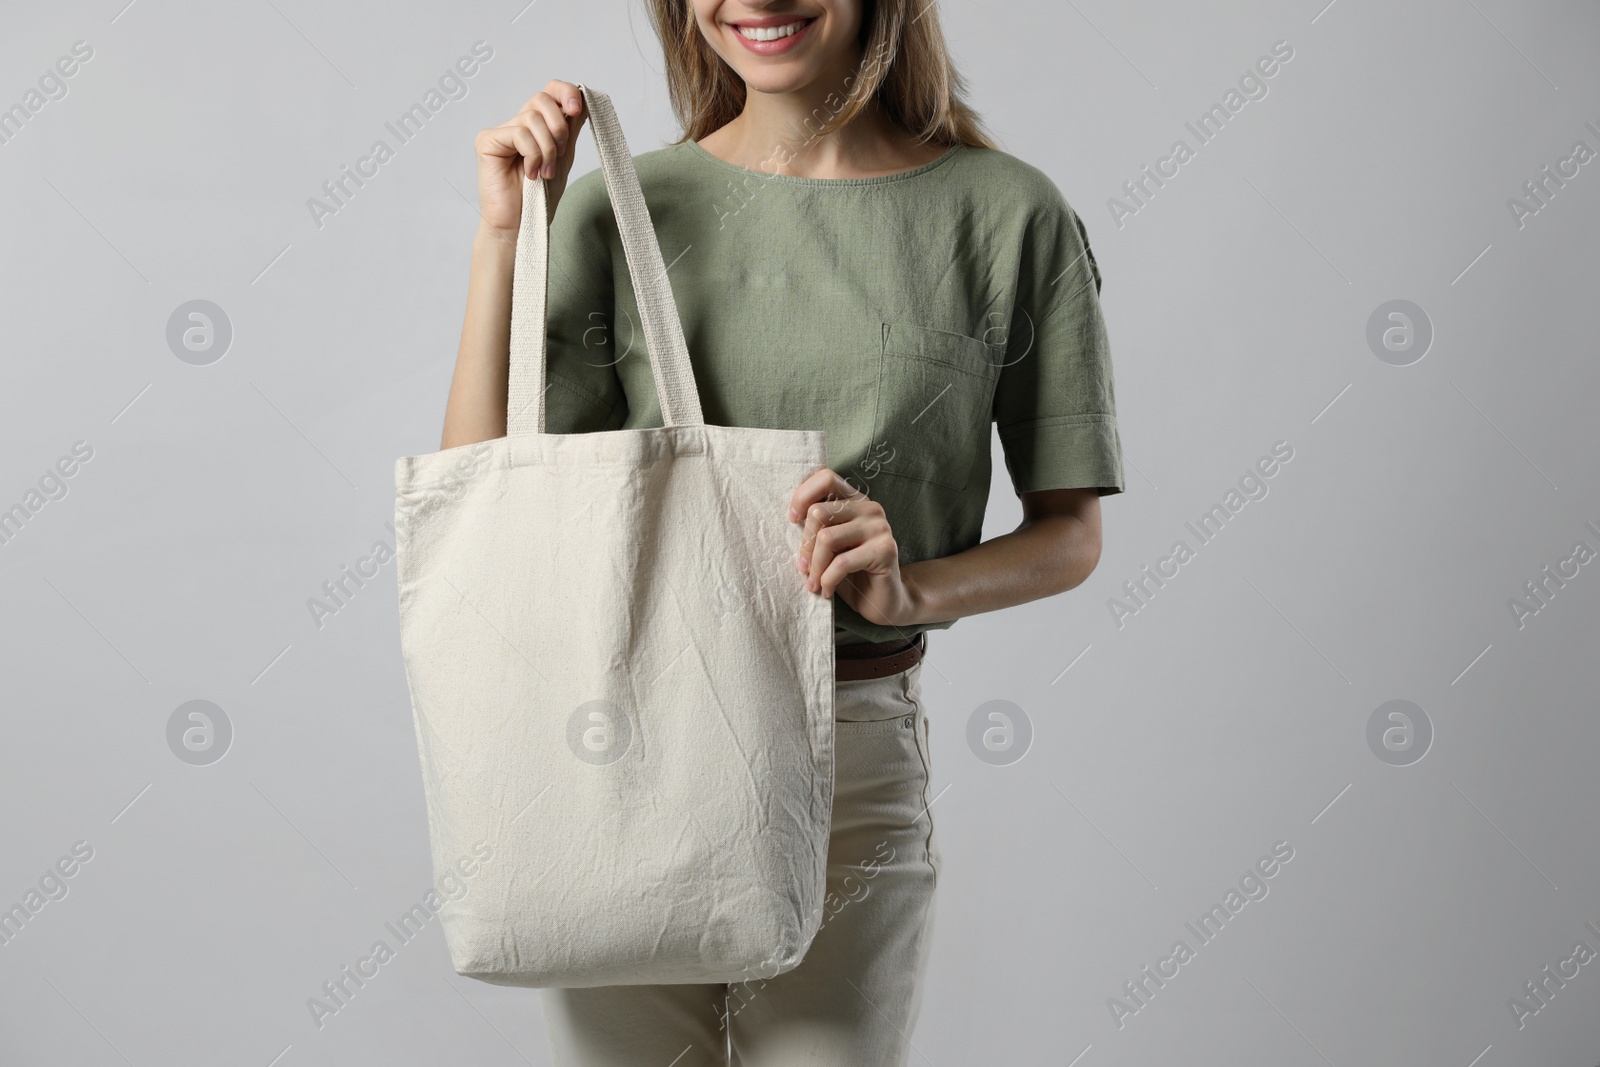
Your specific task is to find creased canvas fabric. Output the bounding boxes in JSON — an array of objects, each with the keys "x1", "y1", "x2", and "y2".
[{"x1": 393, "y1": 84, "x2": 835, "y2": 988}]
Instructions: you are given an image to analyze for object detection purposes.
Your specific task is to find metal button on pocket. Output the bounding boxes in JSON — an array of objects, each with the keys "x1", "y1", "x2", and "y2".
[{"x1": 903, "y1": 716, "x2": 913, "y2": 729}]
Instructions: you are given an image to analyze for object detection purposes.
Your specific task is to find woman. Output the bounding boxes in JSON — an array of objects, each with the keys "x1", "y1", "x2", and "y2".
[{"x1": 439, "y1": 1, "x2": 1124, "y2": 1063}]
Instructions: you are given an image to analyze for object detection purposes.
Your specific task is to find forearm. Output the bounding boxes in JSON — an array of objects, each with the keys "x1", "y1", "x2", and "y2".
[
  {"x1": 898, "y1": 511, "x2": 1102, "y2": 626},
  {"x1": 439, "y1": 226, "x2": 518, "y2": 450}
]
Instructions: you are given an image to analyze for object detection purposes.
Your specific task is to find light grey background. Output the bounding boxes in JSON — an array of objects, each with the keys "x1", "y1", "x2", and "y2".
[{"x1": 3, "y1": 0, "x2": 1598, "y2": 1064}]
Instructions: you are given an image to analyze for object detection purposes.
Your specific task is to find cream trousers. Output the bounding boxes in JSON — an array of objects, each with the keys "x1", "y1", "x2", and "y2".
[{"x1": 541, "y1": 659, "x2": 941, "y2": 1066}]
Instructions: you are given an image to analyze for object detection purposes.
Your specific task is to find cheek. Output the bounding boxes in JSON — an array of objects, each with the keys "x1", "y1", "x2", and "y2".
[
  {"x1": 693, "y1": 2, "x2": 726, "y2": 40},
  {"x1": 828, "y1": 2, "x2": 864, "y2": 40}
]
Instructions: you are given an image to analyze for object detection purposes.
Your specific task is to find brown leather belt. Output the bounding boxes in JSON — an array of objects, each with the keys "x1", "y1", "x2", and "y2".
[{"x1": 835, "y1": 633, "x2": 925, "y2": 681}]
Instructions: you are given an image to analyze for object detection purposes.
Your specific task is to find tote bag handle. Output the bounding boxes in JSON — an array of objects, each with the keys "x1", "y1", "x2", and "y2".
[{"x1": 506, "y1": 83, "x2": 705, "y2": 436}]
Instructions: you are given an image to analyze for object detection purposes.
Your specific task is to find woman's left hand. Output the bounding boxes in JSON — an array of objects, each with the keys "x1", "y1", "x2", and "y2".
[{"x1": 789, "y1": 468, "x2": 921, "y2": 627}]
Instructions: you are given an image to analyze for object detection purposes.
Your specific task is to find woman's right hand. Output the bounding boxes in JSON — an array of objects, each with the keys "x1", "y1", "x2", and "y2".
[{"x1": 474, "y1": 80, "x2": 589, "y2": 240}]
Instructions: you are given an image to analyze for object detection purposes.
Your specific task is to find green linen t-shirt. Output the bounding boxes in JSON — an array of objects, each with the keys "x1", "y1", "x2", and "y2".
[{"x1": 539, "y1": 137, "x2": 1125, "y2": 645}]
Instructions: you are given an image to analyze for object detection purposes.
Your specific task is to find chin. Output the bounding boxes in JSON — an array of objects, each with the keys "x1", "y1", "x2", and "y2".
[{"x1": 736, "y1": 66, "x2": 823, "y2": 96}]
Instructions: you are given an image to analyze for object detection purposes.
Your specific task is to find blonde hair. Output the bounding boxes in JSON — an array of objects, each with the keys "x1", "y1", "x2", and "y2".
[{"x1": 644, "y1": 0, "x2": 999, "y2": 151}]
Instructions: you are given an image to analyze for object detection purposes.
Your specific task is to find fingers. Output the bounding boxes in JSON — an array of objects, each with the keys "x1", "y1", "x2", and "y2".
[
  {"x1": 815, "y1": 546, "x2": 883, "y2": 601},
  {"x1": 508, "y1": 122, "x2": 543, "y2": 178},
  {"x1": 800, "y1": 499, "x2": 894, "y2": 591},
  {"x1": 798, "y1": 497, "x2": 850, "y2": 574},
  {"x1": 789, "y1": 466, "x2": 863, "y2": 524},
  {"x1": 804, "y1": 514, "x2": 868, "y2": 595},
  {"x1": 523, "y1": 96, "x2": 571, "y2": 179},
  {"x1": 503, "y1": 105, "x2": 559, "y2": 180},
  {"x1": 480, "y1": 82, "x2": 589, "y2": 179},
  {"x1": 470, "y1": 81, "x2": 588, "y2": 236},
  {"x1": 476, "y1": 116, "x2": 543, "y2": 180},
  {"x1": 534, "y1": 82, "x2": 589, "y2": 177},
  {"x1": 474, "y1": 121, "x2": 524, "y2": 164},
  {"x1": 798, "y1": 487, "x2": 876, "y2": 564},
  {"x1": 808, "y1": 514, "x2": 898, "y2": 603},
  {"x1": 544, "y1": 80, "x2": 586, "y2": 118}
]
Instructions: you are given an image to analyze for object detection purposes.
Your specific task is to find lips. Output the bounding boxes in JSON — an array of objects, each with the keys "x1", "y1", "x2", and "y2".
[{"x1": 727, "y1": 15, "x2": 816, "y2": 54}]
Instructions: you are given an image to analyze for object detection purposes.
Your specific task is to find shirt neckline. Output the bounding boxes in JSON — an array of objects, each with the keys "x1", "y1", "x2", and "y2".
[{"x1": 679, "y1": 138, "x2": 963, "y2": 187}]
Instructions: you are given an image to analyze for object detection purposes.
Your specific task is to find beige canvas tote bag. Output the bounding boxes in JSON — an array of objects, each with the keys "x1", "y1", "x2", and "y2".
[{"x1": 393, "y1": 84, "x2": 836, "y2": 988}]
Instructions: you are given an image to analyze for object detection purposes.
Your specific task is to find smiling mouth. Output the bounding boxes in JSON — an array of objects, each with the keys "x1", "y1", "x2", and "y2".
[{"x1": 734, "y1": 18, "x2": 814, "y2": 42}]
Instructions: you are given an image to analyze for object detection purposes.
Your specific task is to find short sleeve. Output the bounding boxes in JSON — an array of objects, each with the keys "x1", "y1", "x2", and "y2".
[
  {"x1": 991, "y1": 189, "x2": 1125, "y2": 496},
  {"x1": 541, "y1": 169, "x2": 628, "y2": 434}
]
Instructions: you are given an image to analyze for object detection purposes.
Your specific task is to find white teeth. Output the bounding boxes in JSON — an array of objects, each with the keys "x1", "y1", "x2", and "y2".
[{"x1": 738, "y1": 21, "x2": 805, "y2": 42}]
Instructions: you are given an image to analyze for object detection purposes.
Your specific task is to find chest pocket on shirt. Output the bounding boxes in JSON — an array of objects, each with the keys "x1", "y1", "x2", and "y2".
[{"x1": 870, "y1": 322, "x2": 1003, "y2": 492}]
